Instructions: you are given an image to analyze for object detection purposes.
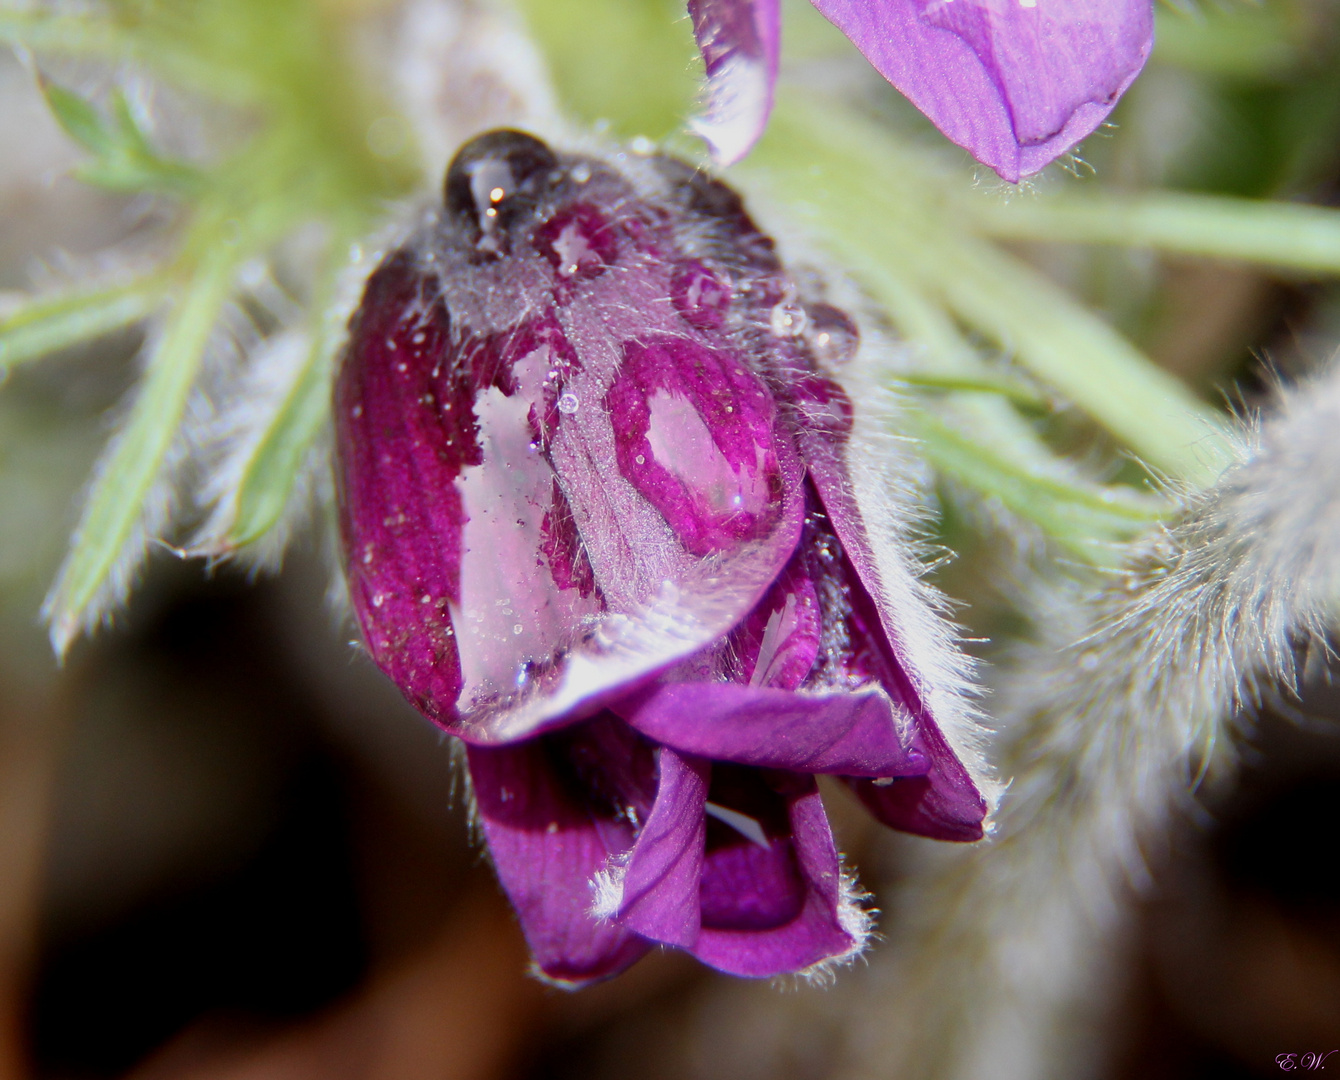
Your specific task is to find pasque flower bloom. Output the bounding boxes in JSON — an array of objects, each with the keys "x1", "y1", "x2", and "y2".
[
  {"x1": 689, "y1": 0, "x2": 1154, "y2": 181},
  {"x1": 334, "y1": 130, "x2": 991, "y2": 984}
]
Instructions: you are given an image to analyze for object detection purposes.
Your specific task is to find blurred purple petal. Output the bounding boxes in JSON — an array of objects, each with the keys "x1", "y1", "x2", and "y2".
[
  {"x1": 810, "y1": 0, "x2": 1154, "y2": 181},
  {"x1": 468, "y1": 717, "x2": 657, "y2": 985},
  {"x1": 692, "y1": 768, "x2": 863, "y2": 977},
  {"x1": 689, "y1": 0, "x2": 782, "y2": 165}
]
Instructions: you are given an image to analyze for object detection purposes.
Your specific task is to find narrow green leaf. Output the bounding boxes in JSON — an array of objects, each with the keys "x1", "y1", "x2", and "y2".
[
  {"x1": 905, "y1": 408, "x2": 1165, "y2": 560},
  {"x1": 790, "y1": 229, "x2": 1166, "y2": 557},
  {"x1": 891, "y1": 372, "x2": 1047, "y2": 411},
  {"x1": 0, "y1": 277, "x2": 167, "y2": 371},
  {"x1": 1153, "y1": 4, "x2": 1300, "y2": 80},
  {"x1": 970, "y1": 192, "x2": 1340, "y2": 278},
  {"x1": 225, "y1": 311, "x2": 342, "y2": 549},
  {"x1": 38, "y1": 77, "x2": 114, "y2": 155},
  {"x1": 930, "y1": 234, "x2": 1236, "y2": 485},
  {"x1": 0, "y1": 11, "x2": 266, "y2": 105},
  {"x1": 43, "y1": 252, "x2": 236, "y2": 655},
  {"x1": 37, "y1": 77, "x2": 205, "y2": 196}
]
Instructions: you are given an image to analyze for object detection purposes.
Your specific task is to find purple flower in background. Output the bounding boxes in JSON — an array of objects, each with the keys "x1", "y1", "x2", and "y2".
[
  {"x1": 334, "y1": 130, "x2": 991, "y2": 985},
  {"x1": 690, "y1": 0, "x2": 1154, "y2": 181}
]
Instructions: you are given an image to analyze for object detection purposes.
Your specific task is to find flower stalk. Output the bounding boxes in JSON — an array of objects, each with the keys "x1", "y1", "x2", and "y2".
[{"x1": 970, "y1": 191, "x2": 1340, "y2": 278}]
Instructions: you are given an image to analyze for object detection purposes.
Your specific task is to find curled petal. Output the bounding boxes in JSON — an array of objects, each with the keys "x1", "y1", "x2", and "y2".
[
  {"x1": 692, "y1": 768, "x2": 866, "y2": 977},
  {"x1": 468, "y1": 719, "x2": 655, "y2": 986},
  {"x1": 618, "y1": 682, "x2": 926, "y2": 778},
  {"x1": 793, "y1": 380, "x2": 990, "y2": 839},
  {"x1": 689, "y1": 0, "x2": 782, "y2": 165},
  {"x1": 616, "y1": 749, "x2": 710, "y2": 948},
  {"x1": 848, "y1": 753, "x2": 987, "y2": 842},
  {"x1": 810, "y1": 0, "x2": 1154, "y2": 181}
]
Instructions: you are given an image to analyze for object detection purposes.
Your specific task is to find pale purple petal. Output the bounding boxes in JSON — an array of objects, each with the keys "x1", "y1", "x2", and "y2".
[
  {"x1": 689, "y1": 0, "x2": 782, "y2": 166},
  {"x1": 692, "y1": 768, "x2": 862, "y2": 977},
  {"x1": 810, "y1": 0, "x2": 1154, "y2": 181},
  {"x1": 616, "y1": 749, "x2": 710, "y2": 947},
  {"x1": 467, "y1": 718, "x2": 655, "y2": 985},
  {"x1": 618, "y1": 682, "x2": 926, "y2": 778}
]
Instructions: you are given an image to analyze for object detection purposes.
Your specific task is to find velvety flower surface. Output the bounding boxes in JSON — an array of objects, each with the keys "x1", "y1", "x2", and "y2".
[
  {"x1": 335, "y1": 130, "x2": 990, "y2": 985},
  {"x1": 691, "y1": 0, "x2": 1154, "y2": 181}
]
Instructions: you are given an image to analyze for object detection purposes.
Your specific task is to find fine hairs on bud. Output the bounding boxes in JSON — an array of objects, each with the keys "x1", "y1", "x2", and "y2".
[{"x1": 839, "y1": 362, "x2": 1340, "y2": 1080}]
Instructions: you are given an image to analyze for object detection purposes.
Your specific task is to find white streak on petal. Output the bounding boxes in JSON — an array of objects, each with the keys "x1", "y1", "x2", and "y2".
[
  {"x1": 691, "y1": 52, "x2": 772, "y2": 168},
  {"x1": 704, "y1": 801, "x2": 771, "y2": 849}
]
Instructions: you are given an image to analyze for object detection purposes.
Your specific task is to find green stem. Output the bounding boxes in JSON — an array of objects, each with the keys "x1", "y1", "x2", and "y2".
[
  {"x1": 43, "y1": 250, "x2": 236, "y2": 655},
  {"x1": 906, "y1": 408, "x2": 1163, "y2": 559},
  {"x1": 223, "y1": 241, "x2": 353, "y2": 549},
  {"x1": 1, "y1": 276, "x2": 168, "y2": 371},
  {"x1": 971, "y1": 192, "x2": 1340, "y2": 277},
  {"x1": 893, "y1": 371, "x2": 1047, "y2": 411}
]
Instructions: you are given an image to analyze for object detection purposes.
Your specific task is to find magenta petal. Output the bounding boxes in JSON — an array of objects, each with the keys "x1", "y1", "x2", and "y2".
[
  {"x1": 619, "y1": 682, "x2": 925, "y2": 778},
  {"x1": 794, "y1": 386, "x2": 989, "y2": 840},
  {"x1": 603, "y1": 335, "x2": 791, "y2": 557},
  {"x1": 467, "y1": 721, "x2": 654, "y2": 986},
  {"x1": 336, "y1": 253, "x2": 467, "y2": 725},
  {"x1": 693, "y1": 768, "x2": 862, "y2": 977},
  {"x1": 847, "y1": 740, "x2": 986, "y2": 843},
  {"x1": 616, "y1": 749, "x2": 710, "y2": 948},
  {"x1": 810, "y1": 0, "x2": 1154, "y2": 181},
  {"x1": 689, "y1": 0, "x2": 782, "y2": 165},
  {"x1": 730, "y1": 561, "x2": 821, "y2": 690}
]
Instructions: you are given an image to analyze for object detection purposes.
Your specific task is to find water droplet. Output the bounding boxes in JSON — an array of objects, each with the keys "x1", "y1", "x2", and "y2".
[
  {"x1": 806, "y1": 304, "x2": 860, "y2": 366},
  {"x1": 372, "y1": 593, "x2": 385, "y2": 608},
  {"x1": 412, "y1": 331, "x2": 426, "y2": 345},
  {"x1": 630, "y1": 135, "x2": 654, "y2": 156},
  {"x1": 635, "y1": 454, "x2": 645, "y2": 465},
  {"x1": 421, "y1": 594, "x2": 432, "y2": 604},
  {"x1": 351, "y1": 404, "x2": 363, "y2": 418},
  {"x1": 770, "y1": 300, "x2": 807, "y2": 338},
  {"x1": 558, "y1": 392, "x2": 580, "y2": 414},
  {"x1": 546, "y1": 821, "x2": 559, "y2": 834},
  {"x1": 571, "y1": 163, "x2": 591, "y2": 184},
  {"x1": 513, "y1": 624, "x2": 524, "y2": 635}
]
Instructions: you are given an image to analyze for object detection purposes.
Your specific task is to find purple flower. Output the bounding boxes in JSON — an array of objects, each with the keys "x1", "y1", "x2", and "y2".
[
  {"x1": 690, "y1": 0, "x2": 1154, "y2": 181},
  {"x1": 334, "y1": 131, "x2": 990, "y2": 985}
]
